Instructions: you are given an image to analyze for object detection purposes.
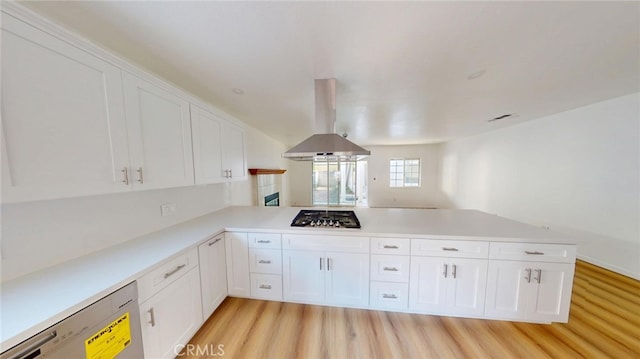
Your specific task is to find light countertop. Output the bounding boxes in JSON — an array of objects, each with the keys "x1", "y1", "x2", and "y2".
[{"x1": 0, "y1": 206, "x2": 576, "y2": 350}]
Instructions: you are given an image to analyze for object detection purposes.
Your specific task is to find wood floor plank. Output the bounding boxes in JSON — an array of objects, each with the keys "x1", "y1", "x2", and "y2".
[{"x1": 184, "y1": 260, "x2": 640, "y2": 358}]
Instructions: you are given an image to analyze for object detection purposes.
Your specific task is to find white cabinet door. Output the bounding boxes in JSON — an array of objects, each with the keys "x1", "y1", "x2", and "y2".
[
  {"x1": 139, "y1": 268, "x2": 203, "y2": 359},
  {"x1": 198, "y1": 235, "x2": 227, "y2": 320},
  {"x1": 1, "y1": 13, "x2": 130, "y2": 202},
  {"x1": 221, "y1": 123, "x2": 247, "y2": 181},
  {"x1": 527, "y1": 262, "x2": 574, "y2": 323},
  {"x1": 122, "y1": 72, "x2": 194, "y2": 190},
  {"x1": 325, "y1": 252, "x2": 369, "y2": 306},
  {"x1": 225, "y1": 232, "x2": 251, "y2": 297},
  {"x1": 484, "y1": 261, "x2": 529, "y2": 320},
  {"x1": 282, "y1": 250, "x2": 325, "y2": 303},
  {"x1": 190, "y1": 104, "x2": 225, "y2": 184},
  {"x1": 410, "y1": 257, "x2": 487, "y2": 316},
  {"x1": 446, "y1": 258, "x2": 488, "y2": 317},
  {"x1": 409, "y1": 257, "x2": 448, "y2": 313},
  {"x1": 485, "y1": 260, "x2": 573, "y2": 322}
]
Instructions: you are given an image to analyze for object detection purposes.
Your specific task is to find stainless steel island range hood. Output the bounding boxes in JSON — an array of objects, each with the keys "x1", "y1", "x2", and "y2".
[{"x1": 282, "y1": 79, "x2": 370, "y2": 161}]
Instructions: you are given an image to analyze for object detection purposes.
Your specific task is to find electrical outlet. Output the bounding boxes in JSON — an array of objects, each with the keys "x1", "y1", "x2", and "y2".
[{"x1": 161, "y1": 203, "x2": 177, "y2": 216}]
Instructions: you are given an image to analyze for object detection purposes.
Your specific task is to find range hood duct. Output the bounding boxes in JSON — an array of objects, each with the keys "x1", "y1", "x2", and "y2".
[{"x1": 282, "y1": 79, "x2": 370, "y2": 161}]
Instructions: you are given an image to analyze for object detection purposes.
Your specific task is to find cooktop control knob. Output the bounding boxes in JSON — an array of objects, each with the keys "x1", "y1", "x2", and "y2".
[
  {"x1": 310, "y1": 221, "x2": 316, "y2": 227},
  {"x1": 335, "y1": 221, "x2": 341, "y2": 227},
  {"x1": 322, "y1": 220, "x2": 328, "y2": 226}
]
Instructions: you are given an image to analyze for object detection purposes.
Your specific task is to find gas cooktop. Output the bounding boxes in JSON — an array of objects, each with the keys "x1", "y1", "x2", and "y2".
[{"x1": 290, "y1": 210, "x2": 361, "y2": 229}]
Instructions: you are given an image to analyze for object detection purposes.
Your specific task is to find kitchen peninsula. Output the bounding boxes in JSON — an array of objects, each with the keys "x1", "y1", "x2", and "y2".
[{"x1": 0, "y1": 206, "x2": 577, "y2": 357}]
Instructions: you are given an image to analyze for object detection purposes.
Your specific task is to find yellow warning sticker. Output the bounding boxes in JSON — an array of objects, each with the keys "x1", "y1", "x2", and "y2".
[{"x1": 85, "y1": 312, "x2": 132, "y2": 359}]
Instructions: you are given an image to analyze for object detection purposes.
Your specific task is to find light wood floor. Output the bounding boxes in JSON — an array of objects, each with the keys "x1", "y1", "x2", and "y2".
[{"x1": 184, "y1": 260, "x2": 640, "y2": 358}]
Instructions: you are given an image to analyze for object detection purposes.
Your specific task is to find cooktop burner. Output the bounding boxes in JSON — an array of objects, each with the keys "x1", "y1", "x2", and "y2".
[{"x1": 291, "y1": 210, "x2": 361, "y2": 229}]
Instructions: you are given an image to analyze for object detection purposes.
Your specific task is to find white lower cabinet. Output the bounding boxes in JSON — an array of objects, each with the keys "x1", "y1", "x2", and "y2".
[
  {"x1": 409, "y1": 256, "x2": 488, "y2": 317},
  {"x1": 226, "y1": 232, "x2": 284, "y2": 300},
  {"x1": 485, "y1": 260, "x2": 575, "y2": 323},
  {"x1": 198, "y1": 234, "x2": 228, "y2": 320},
  {"x1": 139, "y1": 267, "x2": 203, "y2": 359},
  {"x1": 225, "y1": 232, "x2": 251, "y2": 297},
  {"x1": 283, "y1": 250, "x2": 369, "y2": 307}
]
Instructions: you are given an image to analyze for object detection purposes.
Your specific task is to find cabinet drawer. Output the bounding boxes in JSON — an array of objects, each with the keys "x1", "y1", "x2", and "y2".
[
  {"x1": 250, "y1": 273, "x2": 283, "y2": 300},
  {"x1": 282, "y1": 234, "x2": 369, "y2": 253},
  {"x1": 371, "y1": 237, "x2": 410, "y2": 255},
  {"x1": 411, "y1": 239, "x2": 489, "y2": 258},
  {"x1": 370, "y1": 282, "x2": 408, "y2": 310},
  {"x1": 248, "y1": 233, "x2": 282, "y2": 249},
  {"x1": 371, "y1": 255, "x2": 410, "y2": 282},
  {"x1": 138, "y1": 248, "x2": 199, "y2": 302},
  {"x1": 249, "y1": 248, "x2": 282, "y2": 274},
  {"x1": 489, "y1": 242, "x2": 576, "y2": 263}
]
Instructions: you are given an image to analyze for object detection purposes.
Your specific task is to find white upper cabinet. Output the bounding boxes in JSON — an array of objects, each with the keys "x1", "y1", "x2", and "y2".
[
  {"x1": 221, "y1": 122, "x2": 247, "y2": 181},
  {"x1": 122, "y1": 72, "x2": 194, "y2": 190},
  {"x1": 1, "y1": 6, "x2": 251, "y2": 203},
  {"x1": 1, "y1": 13, "x2": 130, "y2": 202},
  {"x1": 190, "y1": 104, "x2": 247, "y2": 183},
  {"x1": 190, "y1": 104, "x2": 224, "y2": 184}
]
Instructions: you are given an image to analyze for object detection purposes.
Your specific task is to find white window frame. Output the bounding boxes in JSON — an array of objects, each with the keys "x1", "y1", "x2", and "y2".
[{"x1": 389, "y1": 158, "x2": 421, "y2": 188}]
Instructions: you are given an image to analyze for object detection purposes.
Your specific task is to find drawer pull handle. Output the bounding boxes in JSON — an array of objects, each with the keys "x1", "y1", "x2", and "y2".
[
  {"x1": 442, "y1": 247, "x2": 459, "y2": 251},
  {"x1": 443, "y1": 264, "x2": 448, "y2": 278},
  {"x1": 383, "y1": 245, "x2": 399, "y2": 249},
  {"x1": 382, "y1": 294, "x2": 398, "y2": 299},
  {"x1": 259, "y1": 284, "x2": 272, "y2": 290},
  {"x1": 257, "y1": 240, "x2": 272, "y2": 244},
  {"x1": 452, "y1": 264, "x2": 457, "y2": 279},
  {"x1": 383, "y1": 267, "x2": 399, "y2": 272},
  {"x1": 258, "y1": 260, "x2": 272, "y2": 264},
  {"x1": 525, "y1": 251, "x2": 545, "y2": 255},
  {"x1": 208, "y1": 237, "x2": 222, "y2": 246},
  {"x1": 164, "y1": 264, "x2": 186, "y2": 279}
]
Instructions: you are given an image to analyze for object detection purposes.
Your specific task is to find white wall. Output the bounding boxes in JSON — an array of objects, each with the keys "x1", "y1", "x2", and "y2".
[
  {"x1": 439, "y1": 93, "x2": 640, "y2": 279},
  {"x1": 0, "y1": 184, "x2": 228, "y2": 281},
  {"x1": 367, "y1": 145, "x2": 440, "y2": 208}
]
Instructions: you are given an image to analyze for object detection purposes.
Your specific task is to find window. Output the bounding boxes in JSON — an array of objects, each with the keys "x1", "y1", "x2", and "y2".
[
  {"x1": 390, "y1": 158, "x2": 420, "y2": 187},
  {"x1": 312, "y1": 159, "x2": 368, "y2": 206}
]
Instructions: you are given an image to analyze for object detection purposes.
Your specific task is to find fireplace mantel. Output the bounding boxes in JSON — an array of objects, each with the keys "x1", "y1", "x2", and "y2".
[{"x1": 248, "y1": 168, "x2": 286, "y2": 175}]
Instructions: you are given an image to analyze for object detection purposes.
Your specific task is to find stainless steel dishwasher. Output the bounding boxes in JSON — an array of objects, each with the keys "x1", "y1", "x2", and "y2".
[{"x1": 1, "y1": 281, "x2": 144, "y2": 359}]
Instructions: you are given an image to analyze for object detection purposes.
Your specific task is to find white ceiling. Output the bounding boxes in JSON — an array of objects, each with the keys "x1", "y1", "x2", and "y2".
[{"x1": 19, "y1": 1, "x2": 640, "y2": 147}]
